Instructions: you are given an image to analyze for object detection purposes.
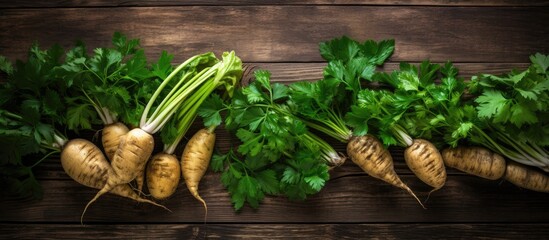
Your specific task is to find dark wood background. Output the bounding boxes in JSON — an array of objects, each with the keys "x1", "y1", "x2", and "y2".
[{"x1": 1, "y1": 1, "x2": 549, "y2": 239}]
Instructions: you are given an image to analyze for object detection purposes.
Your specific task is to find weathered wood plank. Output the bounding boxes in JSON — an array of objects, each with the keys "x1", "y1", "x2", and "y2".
[
  {"x1": 1, "y1": 223, "x2": 549, "y2": 240},
  {"x1": 1, "y1": 6, "x2": 547, "y2": 63},
  {"x1": 1, "y1": 0, "x2": 548, "y2": 8},
  {"x1": 28, "y1": 150, "x2": 461, "y2": 181},
  {"x1": 1, "y1": 2, "x2": 548, "y2": 235},
  {"x1": 2, "y1": 172, "x2": 549, "y2": 223}
]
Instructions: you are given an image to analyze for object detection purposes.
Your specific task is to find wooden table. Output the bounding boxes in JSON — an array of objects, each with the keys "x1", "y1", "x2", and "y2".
[{"x1": 1, "y1": 1, "x2": 549, "y2": 239}]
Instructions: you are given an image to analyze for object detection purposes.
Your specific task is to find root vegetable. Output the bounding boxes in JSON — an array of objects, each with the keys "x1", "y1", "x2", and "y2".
[
  {"x1": 404, "y1": 139, "x2": 446, "y2": 193},
  {"x1": 111, "y1": 128, "x2": 155, "y2": 185},
  {"x1": 181, "y1": 128, "x2": 215, "y2": 216},
  {"x1": 82, "y1": 128, "x2": 155, "y2": 218},
  {"x1": 505, "y1": 161, "x2": 549, "y2": 193},
  {"x1": 135, "y1": 168, "x2": 146, "y2": 195},
  {"x1": 146, "y1": 153, "x2": 181, "y2": 200},
  {"x1": 442, "y1": 146, "x2": 506, "y2": 180},
  {"x1": 347, "y1": 135, "x2": 425, "y2": 208},
  {"x1": 102, "y1": 122, "x2": 129, "y2": 161},
  {"x1": 79, "y1": 52, "x2": 227, "y2": 218},
  {"x1": 60, "y1": 138, "x2": 168, "y2": 223}
]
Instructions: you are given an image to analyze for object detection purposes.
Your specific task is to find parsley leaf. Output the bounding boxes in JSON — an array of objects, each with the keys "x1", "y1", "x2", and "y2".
[
  {"x1": 60, "y1": 32, "x2": 162, "y2": 128},
  {"x1": 0, "y1": 43, "x2": 70, "y2": 199},
  {"x1": 530, "y1": 53, "x2": 549, "y2": 74},
  {"x1": 462, "y1": 53, "x2": 549, "y2": 170},
  {"x1": 475, "y1": 90, "x2": 511, "y2": 120},
  {"x1": 197, "y1": 93, "x2": 225, "y2": 128},
  {"x1": 214, "y1": 70, "x2": 334, "y2": 210}
]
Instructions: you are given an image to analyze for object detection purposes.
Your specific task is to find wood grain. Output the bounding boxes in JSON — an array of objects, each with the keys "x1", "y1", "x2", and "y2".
[
  {"x1": 2, "y1": 172, "x2": 549, "y2": 223},
  {"x1": 2, "y1": 223, "x2": 549, "y2": 240},
  {"x1": 1, "y1": 1, "x2": 549, "y2": 238},
  {"x1": 0, "y1": 6, "x2": 547, "y2": 63},
  {"x1": 1, "y1": 0, "x2": 548, "y2": 8}
]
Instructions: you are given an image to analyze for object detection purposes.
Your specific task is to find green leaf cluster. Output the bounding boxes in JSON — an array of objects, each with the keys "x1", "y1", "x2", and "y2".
[
  {"x1": 0, "y1": 32, "x2": 174, "y2": 200},
  {"x1": 464, "y1": 53, "x2": 549, "y2": 169},
  {"x1": 319, "y1": 36, "x2": 395, "y2": 108},
  {"x1": 288, "y1": 37, "x2": 395, "y2": 143},
  {"x1": 59, "y1": 32, "x2": 171, "y2": 129},
  {"x1": 0, "y1": 44, "x2": 69, "y2": 200},
  {"x1": 347, "y1": 61, "x2": 472, "y2": 148},
  {"x1": 160, "y1": 51, "x2": 243, "y2": 153},
  {"x1": 209, "y1": 70, "x2": 331, "y2": 210},
  {"x1": 469, "y1": 53, "x2": 549, "y2": 146},
  {"x1": 0, "y1": 113, "x2": 43, "y2": 200},
  {"x1": 342, "y1": 48, "x2": 549, "y2": 171}
]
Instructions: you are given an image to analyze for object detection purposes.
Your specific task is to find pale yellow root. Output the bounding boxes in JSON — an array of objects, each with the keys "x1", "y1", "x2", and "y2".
[
  {"x1": 442, "y1": 146, "x2": 506, "y2": 180},
  {"x1": 147, "y1": 152, "x2": 181, "y2": 200},
  {"x1": 110, "y1": 128, "x2": 155, "y2": 184},
  {"x1": 181, "y1": 128, "x2": 216, "y2": 222},
  {"x1": 347, "y1": 135, "x2": 425, "y2": 209},
  {"x1": 61, "y1": 138, "x2": 112, "y2": 190},
  {"x1": 102, "y1": 123, "x2": 144, "y2": 195},
  {"x1": 60, "y1": 138, "x2": 168, "y2": 224},
  {"x1": 135, "y1": 166, "x2": 146, "y2": 195},
  {"x1": 102, "y1": 122, "x2": 129, "y2": 161},
  {"x1": 505, "y1": 161, "x2": 549, "y2": 192},
  {"x1": 82, "y1": 128, "x2": 155, "y2": 223},
  {"x1": 404, "y1": 139, "x2": 446, "y2": 196}
]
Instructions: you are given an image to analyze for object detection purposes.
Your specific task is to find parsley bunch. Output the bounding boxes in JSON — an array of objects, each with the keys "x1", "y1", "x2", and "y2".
[
  {"x1": 0, "y1": 33, "x2": 175, "y2": 199},
  {"x1": 0, "y1": 45, "x2": 70, "y2": 199},
  {"x1": 205, "y1": 70, "x2": 341, "y2": 210},
  {"x1": 346, "y1": 61, "x2": 468, "y2": 148},
  {"x1": 288, "y1": 36, "x2": 395, "y2": 143},
  {"x1": 347, "y1": 51, "x2": 549, "y2": 172},
  {"x1": 468, "y1": 53, "x2": 549, "y2": 171},
  {"x1": 58, "y1": 32, "x2": 170, "y2": 130}
]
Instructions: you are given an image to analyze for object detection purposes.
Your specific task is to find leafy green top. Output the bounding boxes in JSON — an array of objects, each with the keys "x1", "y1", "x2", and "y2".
[
  {"x1": 204, "y1": 70, "x2": 333, "y2": 210},
  {"x1": 161, "y1": 51, "x2": 243, "y2": 154},
  {"x1": 59, "y1": 32, "x2": 170, "y2": 129},
  {"x1": 465, "y1": 53, "x2": 549, "y2": 170},
  {"x1": 0, "y1": 44, "x2": 70, "y2": 199},
  {"x1": 469, "y1": 53, "x2": 549, "y2": 146},
  {"x1": 289, "y1": 36, "x2": 395, "y2": 142},
  {"x1": 346, "y1": 61, "x2": 472, "y2": 148}
]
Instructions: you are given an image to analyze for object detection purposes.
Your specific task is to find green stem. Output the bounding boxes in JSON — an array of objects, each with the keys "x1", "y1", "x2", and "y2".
[
  {"x1": 83, "y1": 63, "x2": 104, "y2": 85},
  {"x1": 304, "y1": 120, "x2": 348, "y2": 143},
  {"x1": 140, "y1": 54, "x2": 200, "y2": 129},
  {"x1": 106, "y1": 66, "x2": 124, "y2": 81},
  {"x1": 101, "y1": 107, "x2": 116, "y2": 125},
  {"x1": 81, "y1": 89, "x2": 108, "y2": 125},
  {"x1": 206, "y1": 125, "x2": 217, "y2": 133},
  {"x1": 2, "y1": 111, "x2": 23, "y2": 120},
  {"x1": 29, "y1": 150, "x2": 60, "y2": 168},
  {"x1": 493, "y1": 130, "x2": 546, "y2": 167},
  {"x1": 147, "y1": 71, "x2": 194, "y2": 124},
  {"x1": 164, "y1": 82, "x2": 216, "y2": 154},
  {"x1": 302, "y1": 132, "x2": 343, "y2": 165},
  {"x1": 145, "y1": 66, "x2": 218, "y2": 134},
  {"x1": 470, "y1": 125, "x2": 530, "y2": 165},
  {"x1": 163, "y1": 54, "x2": 236, "y2": 153},
  {"x1": 150, "y1": 68, "x2": 219, "y2": 132},
  {"x1": 391, "y1": 124, "x2": 413, "y2": 147},
  {"x1": 145, "y1": 71, "x2": 199, "y2": 130},
  {"x1": 53, "y1": 132, "x2": 68, "y2": 149},
  {"x1": 327, "y1": 110, "x2": 351, "y2": 137},
  {"x1": 308, "y1": 109, "x2": 353, "y2": 142},
  {"x1": 532, "y1": 143, "x2": 549, "y2": 159}
]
